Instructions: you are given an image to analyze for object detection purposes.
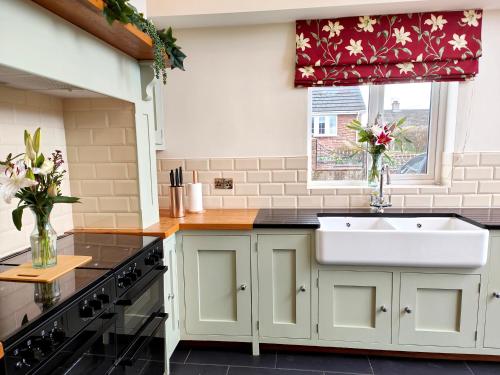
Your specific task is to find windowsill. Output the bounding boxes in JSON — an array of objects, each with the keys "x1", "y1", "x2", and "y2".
[
  {"x1": 313, "y1": 134, "x2": 338, "y2": 137},
  {"x1": 307, "y1": 182, "x2": 448, "y2": 190}
]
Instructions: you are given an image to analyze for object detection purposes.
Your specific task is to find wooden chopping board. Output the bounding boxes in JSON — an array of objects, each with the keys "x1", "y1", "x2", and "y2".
[{"x1": 0, "y1": 255, "x2": 92, "y2": 283}]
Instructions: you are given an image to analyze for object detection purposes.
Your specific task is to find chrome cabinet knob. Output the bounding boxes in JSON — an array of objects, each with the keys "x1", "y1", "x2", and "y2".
[
  {"x1": 380, "y1": 305, "x2": 388, "y2": 313},
  {"x1": 404, "y1": 306, "x2": 412, "y2": 314},
  {"x1": 493, "y1": 292, "x2": 500, "y2": 299},
  {"x1": 299, "y1": 285, "x2": 307, "y2": 292},
  {"x1": 239, "y1": 284, "x2": 247, "y2": 291}
]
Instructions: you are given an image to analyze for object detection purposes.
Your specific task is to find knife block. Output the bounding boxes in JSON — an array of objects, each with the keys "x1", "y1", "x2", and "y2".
[{"x1": 169, "y1": 186, "x2": 185, "y2": 218}]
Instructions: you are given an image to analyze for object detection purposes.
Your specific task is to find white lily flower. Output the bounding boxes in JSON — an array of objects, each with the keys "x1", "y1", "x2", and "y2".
[
  {"x1": 299, "y1": 66, "x2": 315, "y2": 78},
  {"x1": 33, "y1": 160, "x2": 54, "y2": 175},
  {"x1": 296, "y1": 33, "x2": 311, "y2": 51},
  {"x1": 357, "y1": 16, "x2": 377, "y2": 33},
  {"x1": 0, "y1": 170, "x2": 38, "y2": 204},
  {"x1": 424, "y1": 14, "x2": 447, "y2": 32},
  {"x1": 461, "y1": 10, "x2": 481, "y2": 27}
]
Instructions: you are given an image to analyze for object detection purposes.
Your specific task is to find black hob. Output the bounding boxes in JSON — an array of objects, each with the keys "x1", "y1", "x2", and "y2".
[
  {"x1": 0, "y1": 233, "x2": 159, "y2": 270},
  {"x1": 0, "y1": 266, "x2": 109, "y2": 345}
]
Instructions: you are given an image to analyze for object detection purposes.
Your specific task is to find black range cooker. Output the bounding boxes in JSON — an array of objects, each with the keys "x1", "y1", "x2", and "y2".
[{"x1": 0, "y1": 233, "x2": 167, "y2": 375}]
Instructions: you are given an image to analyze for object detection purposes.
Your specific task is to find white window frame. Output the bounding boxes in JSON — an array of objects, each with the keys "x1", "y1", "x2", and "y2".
[
  {"x1": 307, "y1": 83, "x2": 446, "y2": 188},
  {"x1": 312, "y1": 114, "x2": 339, "y2": 137}
]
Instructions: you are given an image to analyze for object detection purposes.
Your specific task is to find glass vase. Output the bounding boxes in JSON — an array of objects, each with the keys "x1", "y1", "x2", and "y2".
[
  {"x1": 30, "y1": 207, "x2": 57, "y2": 269},
  {"x1": 34, "y1": 281, "x2": 61, "y2": 310},
  {"x1": 368, "y1": 153, "x2": 383, "y2": 187}
]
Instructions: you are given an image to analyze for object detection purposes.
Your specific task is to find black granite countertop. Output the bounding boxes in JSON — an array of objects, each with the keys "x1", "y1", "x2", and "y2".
[{"x1": 254, "y1": 208, "x2": 500, "y2": 230}]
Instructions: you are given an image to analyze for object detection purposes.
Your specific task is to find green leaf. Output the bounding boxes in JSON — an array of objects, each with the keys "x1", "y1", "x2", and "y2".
[
  {"x1": 52, "y1": 196, "x2": 80, "y2": 204},
  {"x1": 35, "y1": 153, "x2": 45, "y2": 168},
  {"x1": 12, "y1": 206, "x2": 28, "y2": 231},
  {"x1": 33, "y1": 128, "x2": 41, "y2": 153}
]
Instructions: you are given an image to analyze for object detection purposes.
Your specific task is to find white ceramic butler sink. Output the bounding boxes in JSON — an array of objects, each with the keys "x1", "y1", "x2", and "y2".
[{"x1": 316, "y1": 216, "x2": 489, "y2": 268}]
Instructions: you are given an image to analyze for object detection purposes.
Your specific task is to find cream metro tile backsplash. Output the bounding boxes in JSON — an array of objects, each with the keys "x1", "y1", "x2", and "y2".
[
  {"x1": 63, "y1": 98, "x2": 141, "y2": 229},
  {"x1": 0, "y1": 87, "x2": 73, "y2": 258},
  {"x1": 157, "y1": 154, "x2": 500, "y2": 209}
]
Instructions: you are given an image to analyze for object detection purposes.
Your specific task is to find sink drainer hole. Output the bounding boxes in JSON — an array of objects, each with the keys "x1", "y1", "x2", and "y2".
[
  {"x1": 346, "y1": 223, "x2": 351, "y2": 228},
  {"x1": 417, "y1": 223, "x2": 422, "y2": 228}
]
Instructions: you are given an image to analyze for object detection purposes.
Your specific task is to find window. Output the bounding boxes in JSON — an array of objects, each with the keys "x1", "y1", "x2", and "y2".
[
  {"x1": 312, "y1": 115, "x2": 338, "y2": 136},
  {"x1": 308, "y1": 83, "x2": 443, "y2": 186}
]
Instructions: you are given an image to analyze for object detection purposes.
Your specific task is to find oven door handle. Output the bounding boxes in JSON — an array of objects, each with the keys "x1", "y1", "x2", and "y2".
[
  {"x1": 115, "y1": 265, "x2": 167, "y2": 306},
  {"x1": 118, "y1": 312, "x2": 168, "y2": 367}
]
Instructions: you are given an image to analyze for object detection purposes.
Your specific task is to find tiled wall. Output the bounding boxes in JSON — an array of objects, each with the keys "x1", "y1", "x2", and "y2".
[
  {"x1": 157, "y1": 153, "x2": 500, "y2": 209},
  {"x1": 0, "y1": 87, "x2": 73, "y2": 258},
  {"x1": 64, "y1": 98, "x2": 141, "y2": 228}
]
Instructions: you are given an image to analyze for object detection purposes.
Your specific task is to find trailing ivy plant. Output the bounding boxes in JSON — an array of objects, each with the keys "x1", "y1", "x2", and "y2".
[{"x1": 102, "y1": 0, "x2": 186, "y2": 84}]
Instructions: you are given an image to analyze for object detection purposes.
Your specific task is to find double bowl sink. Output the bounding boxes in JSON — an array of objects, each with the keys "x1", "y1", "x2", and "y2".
[{"x1": 316, "y1": 216, "x2": 489, "y2": 268}]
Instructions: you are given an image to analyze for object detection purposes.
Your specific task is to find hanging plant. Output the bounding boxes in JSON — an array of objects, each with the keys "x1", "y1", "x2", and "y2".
[{"x1": 102, "y1": 0, "x2": 186, "y2": 84}]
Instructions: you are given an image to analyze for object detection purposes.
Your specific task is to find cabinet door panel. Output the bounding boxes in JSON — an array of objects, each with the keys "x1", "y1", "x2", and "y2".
[
  {"x1": 318, "y1": 271, "x2": 392, "y2": 343},
  {"x1": 484, "y1": 236, "x2": 500, "y2": 348},
  {"x1": 399, "y1": 273, "x2": 480, "y2": 348},
  {"x1": 258, "y1": 235, "x2": 311, "y2": 339},
  {"x1": 183, "y1": 235, "x2": 251, "y2": 336}
]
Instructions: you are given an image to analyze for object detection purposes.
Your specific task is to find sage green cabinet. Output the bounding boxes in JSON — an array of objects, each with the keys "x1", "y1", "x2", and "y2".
[
  {"x1": 399, "y1": 273, "x2": 480, "y2": 348},
  {"x1": 183, "y1": 235, "x2": 252, "y2": 336},
  {"x1": 318, "y1": 271, "x2": 392, "y2": 343},
  {"x1": 164, "y1": 236, "x2": 180, "y2": 359},
  {"x1": 485, "y1": 236, "x2": 500, "y2": 348},
  {"x1": 258, "y1": 234, "x2": 311, "y2": 339}
]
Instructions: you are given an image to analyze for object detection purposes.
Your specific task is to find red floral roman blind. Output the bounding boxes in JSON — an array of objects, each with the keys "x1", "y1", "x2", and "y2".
[{"x1": 295, "y1": 10, "x2": 483, "y2": 87}]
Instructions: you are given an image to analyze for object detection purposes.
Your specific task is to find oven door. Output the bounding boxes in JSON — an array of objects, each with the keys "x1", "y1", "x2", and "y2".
[
  {"x1": 35, "y1": 308, "x2": 118, "y2": 375},
  {"x1": 114, "y1": 265, "x2": 167, "y2": 362},
  {"x1": 109, "y1": 312, "x2": 167, "y2": 375}
]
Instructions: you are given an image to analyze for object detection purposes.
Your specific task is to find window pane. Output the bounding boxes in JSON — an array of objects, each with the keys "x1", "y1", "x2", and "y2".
[
  {"x1": 310, "y1": 87, "x2": 369, "y2": 182},
  {"x1": 382, "y1": 82, "x2": 432, "y2": 175}
]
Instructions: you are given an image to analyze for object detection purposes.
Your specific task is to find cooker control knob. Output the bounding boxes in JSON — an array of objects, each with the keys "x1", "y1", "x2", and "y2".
[
  {"x1": 133, "y1": 268, "x2": 142, "y2": 278},
  {"x1": 97, "y1": 293, "x2": 110, "y2": 304},
  {"x1": 144, "y1": 255, "x2": 155, "y2": 265},
  {"x1": 79, "y1": 305, "x2": 94, "y2": 318},
  {"x1": 126, "y1": 271, "x2": 138, "y2": 282},
  {"x1": 50, "y1": 327, "x2": 66, "y2": 345},
  {"x1": 89, "y1": 299, "x2": 103, "y2": 311}
]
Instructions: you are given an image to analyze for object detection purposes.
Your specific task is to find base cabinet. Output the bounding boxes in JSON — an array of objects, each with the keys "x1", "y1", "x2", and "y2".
[
  {"x1": 318, "y1": 270, "x2": 392, "y2": 343},
  {"x1": 258, "y1": 234, "x2": 311, "y2": 339},
  {"x1": 399, "y1": 273, "x2": 480, "y2": 348},
  {"x1": 183, "y1": 235, "x2": 252, "y2": 336}
]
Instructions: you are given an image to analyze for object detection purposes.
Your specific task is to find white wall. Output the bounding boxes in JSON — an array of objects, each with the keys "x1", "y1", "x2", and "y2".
[
  {"x1": 160, "y1": 10, "x2": 500, "y2": 159},
  {"x1": 454, "y1": 10, "x2": 500, "y2": 152},
  {"x1": 159, "y1": 23, "x2": 307, "y2": 159}
]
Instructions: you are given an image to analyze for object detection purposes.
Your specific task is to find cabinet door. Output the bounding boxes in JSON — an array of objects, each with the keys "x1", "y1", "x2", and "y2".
[
  {"x1": 183, "y1": 235, "x2": 252, "y2": 336},
  {"x1": 399, "y1": 273, "x2": 480, "y2": 347},
  {"x1": 164, "y1": 236, "x2": 180, "y2": 358},
  {"x1": 318, "y1": 271, "x2": 392, "y2": 343},
  {"x1": 258, "y1": 235, "x2": 311, "y2": 339},
  {"x1": 484, "y1": 236, "x2": 500, "y2": 348}
]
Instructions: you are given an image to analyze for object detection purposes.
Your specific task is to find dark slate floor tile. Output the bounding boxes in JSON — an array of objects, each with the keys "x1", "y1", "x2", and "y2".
[
  {"x1": 171, "y1": 347, "x2": 191, "y2": 363},
  {"x1": 186, "y1": 348, "x2": 276, "y2": 368},
  {"x1": 170, "y1": 363, "x2": 229, "y2": 375},
  {"x1": 276, "y1": 352, "x2": 372, "y2": 373},
  {"x1": 467, "y1": 361, "x2": 500, "y2": 375},
  {"x1": 369, "y1": 356, "x2": 471, "y2": 375},
  {"x1": 228, "y1": 367, "x2": 323, "y2": 375},
  {"x1": 140, "y1": 360, "x2": 165, "y2": 375}
]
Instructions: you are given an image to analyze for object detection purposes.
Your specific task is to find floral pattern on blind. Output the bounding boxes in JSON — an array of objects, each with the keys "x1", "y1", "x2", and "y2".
[{"x1": 295, "y1": 10, "x2": 483, "y2": 87}]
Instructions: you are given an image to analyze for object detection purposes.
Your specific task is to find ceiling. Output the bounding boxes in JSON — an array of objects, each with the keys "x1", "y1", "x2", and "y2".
[
  {"x1": 0, "y1": 64, "x2": 105, "y2": 98},
  {"x1": 149, "y1": 0, "x2": 500, "y2": 29}
]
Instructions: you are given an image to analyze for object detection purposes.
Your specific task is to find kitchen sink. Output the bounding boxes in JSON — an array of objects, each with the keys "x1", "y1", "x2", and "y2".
[{"x1": 316, "y1": 216, "x2": 489, "y2": 268}]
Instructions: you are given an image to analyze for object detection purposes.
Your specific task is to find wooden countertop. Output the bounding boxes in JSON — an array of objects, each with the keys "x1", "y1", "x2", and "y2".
[{"x1": 71, "y1": 209, "x2": 259, "y2": 238}]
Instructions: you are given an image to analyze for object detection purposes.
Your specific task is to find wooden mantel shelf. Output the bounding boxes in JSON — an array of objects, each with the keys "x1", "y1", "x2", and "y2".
[{"x1": 31, "y1": 0, "x2": 154, "y2": 60}]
